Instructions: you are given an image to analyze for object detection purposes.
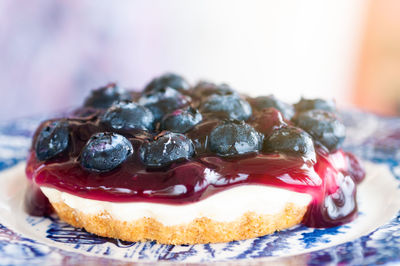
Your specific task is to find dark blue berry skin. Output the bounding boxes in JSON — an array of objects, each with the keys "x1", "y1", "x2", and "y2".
[
  {"x1": 251, "y1": 107, "x2": 287, "y2": 137},
  {"x1": 138, "y1": 87, "x2": 190, "y2": 121},
  {"x1": 293, "y1": 110, "x2": 345, "y2": 152},
  {"x1": 161, "y1": 107, "x2": 202, "y2": 133},
  {"x1": 144, "y1": 73, "x2": 190, "y2": 93},
  {"x1": 194, "y1": 82, "x2": 237, "y2": 98},
  {"x1": 263, "y1": 126, "x2": 316, "y2": 160},
  {"x1": 35, "y1": 120, "x2": 69, "y2": 161},
  {"x1": 200, "y1": 94, "x2": 252, "y2": 121},
  {"x1": 102, "y1": 101, "x2": 154, "y2": 131},
  {"x1": 84, "y1": 83, "x2": 131, "y2": 109},
  {"x1": 251, "y1": 95, "x2": 295, "y2": 120},
  {"x1": 80, "y1": 132, "x2": 133, "y2": 172},
  {"x1": 294, "y1": 98, "x2": 336, "y2": 113},
  {"x1": 209, "y1": 121, "x2": 262, "y2": 157},
  {"x1": 139, "y1": 132, "x2": 194, "y2": 168}
]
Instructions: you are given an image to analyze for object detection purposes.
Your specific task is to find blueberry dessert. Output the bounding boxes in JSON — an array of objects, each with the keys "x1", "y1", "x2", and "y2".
[{"x1": 25, "y1": 74, "x2": 365, "y2": 245}]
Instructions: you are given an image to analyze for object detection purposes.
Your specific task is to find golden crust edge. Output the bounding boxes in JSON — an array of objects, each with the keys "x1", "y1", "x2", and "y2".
[{"x1": 50, "y1": 201, "x2": 308, "y2": 245}]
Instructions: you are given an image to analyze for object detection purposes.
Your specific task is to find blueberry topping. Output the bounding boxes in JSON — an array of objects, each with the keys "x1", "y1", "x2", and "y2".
[
  {"x1": 263, "y1": 126, "x2": 316, "y2": 160},
  {"x1": 194, "y1": 82, "x2": 237, "y2": 98},
  {"x1": 251, "y1": 107, "x2": 287, "y2": 137},
  {"x1": 251, "y1": 95, "x2": 295, "y2": 120},
  {"x1": 139, "y1": 132, "x2": 194, "y2": 168},
  {"x1": 35, "y1": 120, "x2": 69, "y2": 161},
  {"x1": 144, "y1": 73, "x2": 190, "y2": 93},
  {"x1": 201, "y1": 94, "x2": 252, "y2": 121},
  {"x1": 209, "y1": 121, "x2": 262, "y2": 157},
  {"x1": 83, "y1": 83, "x2": 131, "y2": 109},
  {"x1": 138, "y1": 87, "x2": 190, "y2": 121},
  {"x1": 293, "y1": 110, "x2": 345, "y2": 151},
  {"x1": 161, "y1": 107, "x2": 202, "y2": 133},
  {"x1": 80, "y1": 132, "x2": 133, "y2": 172},
  {"x1": 294, "y1": 98, "x2": 336, "y2": 113},
  {"x1": 102, "y1": 101, "x2": 154, "y2": 131}
]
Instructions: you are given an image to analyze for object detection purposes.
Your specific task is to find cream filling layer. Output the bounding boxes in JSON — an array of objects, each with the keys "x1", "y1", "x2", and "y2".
[{"x1": 41, "y1": 185, "x2": 312, "y2": 226}]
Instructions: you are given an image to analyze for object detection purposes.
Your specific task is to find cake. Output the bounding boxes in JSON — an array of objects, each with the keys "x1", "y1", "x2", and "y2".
[{"x1": 25, "y1": 73, "x2": 365, "y2": 244}]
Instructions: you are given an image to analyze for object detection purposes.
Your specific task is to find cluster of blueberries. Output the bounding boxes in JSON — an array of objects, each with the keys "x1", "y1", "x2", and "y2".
[{"x1": 34, "y1": 73, "x2": 345, "y2": 172}]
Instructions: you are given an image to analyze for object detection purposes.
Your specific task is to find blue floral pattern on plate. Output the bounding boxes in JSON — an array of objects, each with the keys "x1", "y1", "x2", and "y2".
[{"x1": 0, "y1": 110, "x2": 399, "y2": 265}]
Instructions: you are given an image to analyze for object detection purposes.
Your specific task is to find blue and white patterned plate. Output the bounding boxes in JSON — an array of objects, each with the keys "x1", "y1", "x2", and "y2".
[{"x1": 0, "y1": 111, "x2": 399, "y2": 265}]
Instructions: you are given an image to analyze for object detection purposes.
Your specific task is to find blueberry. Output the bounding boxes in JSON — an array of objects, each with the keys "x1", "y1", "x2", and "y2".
[
  {"x1": 139, "y1": 132, "x2": 194, "y2": 168},
  {"x1": 102, "y1": 101, "x2": 154, "y2": 131},
  {"x1": 138, "y1": 87, "x2": 190, "y2": 121},
  {"x1": 35, "y1": 120, "x2": 69, "y2": 161},
  {"x1": 80, "y1": 132, "x2": 133, "y2": 172},
  {"x1": 84, "y1": 83, "x2": 131, "y2": 109},
  {"x1": 209, "y1": 121, "x2": 262, "y2": 157},
  {"x1": 201, "y1": 94, "x2": 252, "y2": 121},
  {"x1": 194, "y1": 82, "x2": 236, "y2": 98},
  {"x1": 251, "y1": 95, "x2": 294, "y2": 120},
  {"x1": 293, "y1": 110, "x2": 345, "y2": 151},
  {"x1": 251, "y1": 107, "x2": 287, "y2": 137},
  {"x1": 144, "y1": 73, "x2": 190, "y2": 93},
  {"x1": 294, "y1": 98, "x2": 336, "y2": 113},
  {"x1": 263, "y1": 126, "x2": 316, "y2": 160},
  {"x1": 161, "y1": 107, "x2": 202, "y2": 133}
]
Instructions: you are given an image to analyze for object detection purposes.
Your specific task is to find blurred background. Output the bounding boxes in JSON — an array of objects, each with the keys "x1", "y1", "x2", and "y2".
[{"x1": 0, "y1": 0, "x2": 399, "y2": 121}]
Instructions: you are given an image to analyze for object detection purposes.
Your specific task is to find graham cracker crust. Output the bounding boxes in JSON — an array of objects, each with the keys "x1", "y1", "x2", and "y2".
[{"x1": 50, "y1": 201, "x2": 307, "y2": 245}]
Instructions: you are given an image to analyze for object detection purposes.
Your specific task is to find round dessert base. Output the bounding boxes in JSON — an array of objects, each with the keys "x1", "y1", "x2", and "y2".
[{"x1": 50, "y1": 201, "x2": 307, "y2": 245}]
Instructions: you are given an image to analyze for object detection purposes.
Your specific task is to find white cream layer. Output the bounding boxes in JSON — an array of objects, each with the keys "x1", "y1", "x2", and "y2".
[{"x1": 41, "y1": 185, "x2": 312, "y2": 226}]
